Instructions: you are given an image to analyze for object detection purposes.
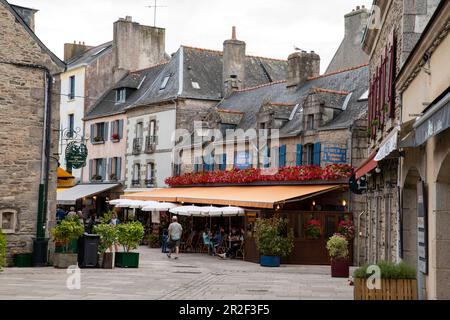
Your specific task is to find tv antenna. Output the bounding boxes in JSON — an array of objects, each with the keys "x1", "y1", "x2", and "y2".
[{"x1": 146, "y1": 0, "x2": 168, "y2": 27}]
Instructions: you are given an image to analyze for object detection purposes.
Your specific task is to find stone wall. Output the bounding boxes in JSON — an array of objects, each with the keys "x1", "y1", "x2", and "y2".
[{"x1": 0, "y1": 2, "x2": 62, "y2": 263}]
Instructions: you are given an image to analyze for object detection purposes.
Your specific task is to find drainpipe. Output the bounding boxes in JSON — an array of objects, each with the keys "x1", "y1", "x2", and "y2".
[{"x1": 357, "y1": 210, "x2": 365, "y2": 266}]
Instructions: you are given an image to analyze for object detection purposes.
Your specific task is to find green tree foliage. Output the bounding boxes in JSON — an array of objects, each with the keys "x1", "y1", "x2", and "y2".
[
  {"x1": 51, "y1": 219, "x2": 84, "y2": 253},
  {"x1": 93, "y1": 224, "x2": 118, "y2": 254},
  {"x1": 353, "y1": 261, "x2": 416, "y2": 279},
  {"x1": 117, "y1": 222, "x2": 144, "y2": 252},
  {"x1": 0, "y1": 230, "x2": 6, "y2": 270}
]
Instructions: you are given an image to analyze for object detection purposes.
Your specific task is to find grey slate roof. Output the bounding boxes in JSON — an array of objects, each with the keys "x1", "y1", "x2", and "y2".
[
  {"x1": 66, "y1": 41, "x2": 113, "y2": 68},
  {"x1": 215, "y1": 64, "x2": 369, "y2": 137},
  {"x1": 126, "y1": 46, "x2": 288, "y2": 109},
  {"x1": 84, "y1": 63, "x2": 167, "y2": 120}
]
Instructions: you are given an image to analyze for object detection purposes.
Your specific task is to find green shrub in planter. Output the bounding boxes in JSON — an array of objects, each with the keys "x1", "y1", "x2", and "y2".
[
  {"x1": 51, "y1": 219, "x2": 84, "y2": 253},
  {"x1": 0, "y1": 230, "x2": 6, "y2": 271},
  {"x1": 148, "y1": 233, "x2": 159, "y2": 248},
  {"x1": 254, "y1": 217, "x2": 294, "y2": 266},
  {"x1": 93, "y1": 223, "x2": 118, "y2": 268},
  {"x1": 353, "y1": 261, "x2": 416, "y2": 279},
  {"x1": 116, "y1": 222, "x2": 144, "y2": 268},
  {"x1": 326, "y1": 234, "x2": 349, "y2": 261}
]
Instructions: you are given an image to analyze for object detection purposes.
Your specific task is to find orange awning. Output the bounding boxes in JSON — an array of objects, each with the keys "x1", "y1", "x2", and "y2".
[
  {"x1": 121, "y1": 185, "x2": 344, "y2": 209},
  {"x1": 57, "y1": 167, "x2": 74, "y2": 179}
]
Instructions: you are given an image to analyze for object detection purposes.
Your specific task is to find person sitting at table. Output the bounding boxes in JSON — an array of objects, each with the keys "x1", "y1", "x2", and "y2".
[
  {"x1": 202, "y1": 229, "x2": 215, "y2": 255},
  {"x1": 218, "y1": 227, "x2": 243, "y2": 259}
]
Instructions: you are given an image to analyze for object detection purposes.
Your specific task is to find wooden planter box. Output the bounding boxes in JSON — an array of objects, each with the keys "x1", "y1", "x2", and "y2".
[{"x1": 354, "y1": 278, "x2": 418, "y2": 300}]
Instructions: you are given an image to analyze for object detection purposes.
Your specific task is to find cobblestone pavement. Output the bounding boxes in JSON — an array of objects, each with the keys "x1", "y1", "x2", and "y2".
[{"x1": 0, "y1": 247, "x2": 354, "y2": 300}]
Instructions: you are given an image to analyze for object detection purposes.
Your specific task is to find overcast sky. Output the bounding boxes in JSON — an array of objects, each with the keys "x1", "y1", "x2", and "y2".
[{"x1": 11, "y1": 0, "x2": 372, "y2": 73}]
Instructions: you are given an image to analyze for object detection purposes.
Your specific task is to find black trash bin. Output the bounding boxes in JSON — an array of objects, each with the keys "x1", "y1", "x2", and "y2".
[
  {"x1": 32, "y1": 237, "x2": 49, "y2": 267},
  {"x1": 77, "y1": 234, "x2": 100, "y2": 268}
]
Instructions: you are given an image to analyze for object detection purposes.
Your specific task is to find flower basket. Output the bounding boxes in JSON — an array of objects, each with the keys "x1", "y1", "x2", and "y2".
[
  {"x1": 337, "y1": 219, "x2": 355, "y2": 241},
  {"x1": 111, "y1": 133, "x2": 120, "y2": 141},
  {"x1": 305, "y1": 219, "x2": 321, "y2": 240},
  {"x1": 93, "y1": 136, "x2": 103, "y2": 142}
]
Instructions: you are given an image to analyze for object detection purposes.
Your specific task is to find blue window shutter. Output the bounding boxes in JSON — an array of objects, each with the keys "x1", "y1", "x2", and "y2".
[
  {"x1": 263, "y1": 146, "x2": 270, "y2": 168},
  {"x1": 117, "y1": 157, "x2": 122, "y2": 180},
  {"x1": 118, "y1": 120, "x2": 124, "y2": 139},
  {"x1": 89, "y1": 159, "x2": 93, "y2": 181},
  {"x1": 313, "y1": 142, "x2": 321, "y2": 166},
  {"x1": 108, "y1": 158, "x2": 112, "y2": 178},
  {"x1": 90, "y1": 124, "x2": 94, "y2": 143},
  {"x1": 194, "y1": 157, "x2": 199, "y2": 173},
  {"x1": 296, "y1": 144, "x2": 303, "y2": 166},
  {"x1": 220, "y1": 154, "x2": 227, "y2": 171},
  {"x1": 104, "y1": 122, "x2": 109, "y2": 141},
  {"x1": 279, "y1": 145, "x2": 286, "y2": 167},
  {"x1": 102, "y1": 158, "x2": 107, "y2": 179}
]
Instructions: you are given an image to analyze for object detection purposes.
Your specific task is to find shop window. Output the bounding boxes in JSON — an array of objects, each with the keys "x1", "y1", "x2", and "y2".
[{"x1": 0, "y1": 209, "x2": 17, "y2": 234}]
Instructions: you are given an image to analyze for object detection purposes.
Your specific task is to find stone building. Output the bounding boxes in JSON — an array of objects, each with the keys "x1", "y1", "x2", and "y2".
[
  {"x1": 174, "y1": 8, "x2": 370, "y2": 264},
  {"x1": 0, "y1": 0, "x2": 65, "y2": 263},
  {"x1": 356, "y1": 0, "x2": 442, "y2": 268},
  {"x1": 396, "y1": 0, "x2": 450, "y2": 300}
]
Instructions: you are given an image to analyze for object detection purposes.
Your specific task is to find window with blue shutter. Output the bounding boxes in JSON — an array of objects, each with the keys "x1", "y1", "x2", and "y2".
[
  {"x1": 89, "y1": 159, "x2": 93, "y2": 181},
  {"x1": 108, "y1": 158, "x2": 112, "y2": 180},
  {"x1": 279, "y1": 145, "x2": 286, "y2": 167},
  {"x1": 296, "y1": 144, "x2": 303, "y2": 166},
  {"x1": 219, "y1": 154, "x2": 227, "y2": 171},
  {"x1": 313, "y1": 142, "x2": 321, "y2": 166},
  {"x1": 69, "y1": 76, "x2": 75, "y2": 100},
  {"x1": 194, "y1": 157, "x2": 199, "y2": 173}
]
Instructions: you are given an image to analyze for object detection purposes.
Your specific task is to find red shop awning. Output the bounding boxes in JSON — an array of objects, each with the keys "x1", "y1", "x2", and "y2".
[{"x1": 355, "y1": 150, "x2": 378, "y2": 179}]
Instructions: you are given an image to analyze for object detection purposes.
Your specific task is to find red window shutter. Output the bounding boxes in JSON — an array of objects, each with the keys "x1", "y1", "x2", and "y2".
[{"x1": 388, "y1": 33, "x2": 397, "y2": 119}]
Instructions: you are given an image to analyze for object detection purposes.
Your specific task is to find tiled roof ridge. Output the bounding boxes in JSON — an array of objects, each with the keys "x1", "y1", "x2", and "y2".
[
  {"x1": 130, "y1": 61, "x2": 170, "y2": 73},
  {"x1": 312, "y1": 87, "x2": 350, "y2": 95},
  {"x1": 218, "y1": 109, "x2": 245, "y2": 114},
  {"x1": 235, "y1": 80, "x2": 287, "y2": 93},
  {"x1": 268, "y1": 102, "x2": 296, "y2": 106},
  {"x1": 181, "y1": 45, "x2": 287, "y2": 62},
  {"x1": 308, "y1": 63, "x2": 369, "y2": 81}
]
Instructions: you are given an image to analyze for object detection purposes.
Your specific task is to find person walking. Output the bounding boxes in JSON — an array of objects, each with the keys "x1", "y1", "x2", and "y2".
[{"x1": 167, "y1": 216, "x2": 183, "y2": 259}]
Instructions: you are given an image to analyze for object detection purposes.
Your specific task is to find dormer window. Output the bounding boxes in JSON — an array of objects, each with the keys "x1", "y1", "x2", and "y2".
[
  {"x1": 116, "y1": 88, "x2": 126, "y2": 103},
  {"x1": 160, "y1": 76, "x2": 170, "y2": 90}
]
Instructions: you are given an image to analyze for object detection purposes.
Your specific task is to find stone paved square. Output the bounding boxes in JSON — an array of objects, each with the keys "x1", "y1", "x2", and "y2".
[{"x1": 0, "y1": 247, "x2": 353, "y2": 300}]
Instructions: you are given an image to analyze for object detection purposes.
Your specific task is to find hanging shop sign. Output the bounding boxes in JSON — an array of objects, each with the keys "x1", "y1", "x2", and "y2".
[{"x1": 65, "y1": 141, "x2": 88, "y2": 169}]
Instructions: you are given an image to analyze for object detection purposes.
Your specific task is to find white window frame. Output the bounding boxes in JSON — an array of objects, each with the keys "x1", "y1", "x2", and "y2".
[
  {"x1": 0, "y1": 209, "x2": 17, "y2": 234},
  {"x1": 116, "y1": 88, "x2": 126, "y2": 103}
]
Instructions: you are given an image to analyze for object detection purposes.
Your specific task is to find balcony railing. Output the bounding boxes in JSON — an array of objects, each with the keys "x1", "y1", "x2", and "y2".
[
  {"x1": 132, "y1": 138, "x2": 143, "y2": 154},
  {"x1": 131, "y1": 179, "x2": 140, "y2": 186},
  {"x1": 145, "y1": 136, "x2": 157, "y2": 153}
]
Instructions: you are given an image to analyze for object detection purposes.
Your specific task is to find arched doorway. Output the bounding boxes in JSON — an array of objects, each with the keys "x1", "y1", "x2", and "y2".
[{"x1": 434, "y1": 152, "x2": 450, "y2": 299}]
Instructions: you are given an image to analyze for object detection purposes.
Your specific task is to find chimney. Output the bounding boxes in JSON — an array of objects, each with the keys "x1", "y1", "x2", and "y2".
[
  {"x1": 286, "y1": 51, "x2": 320, "y2": 87},
  {"x1": 64, "y1": 41, "x2": 93, "y2": 62},
  {"x1": 113, "y1": 16, "x2": 166, "y2": 80},
  {"x1": 344, "y1": 6, "x2": 369, "y2": 40},
  {"x1": 11, "y1": 5, "x2": 38, "y2": 32},
  {"x1": 223, "y1": 26, "x2": 246, "y2": 97}
]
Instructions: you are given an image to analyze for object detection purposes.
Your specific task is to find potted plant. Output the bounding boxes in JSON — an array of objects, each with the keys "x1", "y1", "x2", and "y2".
[
  {"x1": 337, "y1": 219, "x2": 355, "y2": 241},
  {"x1": 0, "y1": 230, "x2": 6, "y2": 271},
  {"x1": 326, "y1": 234, "x2": 349, "y2": 277},
  {"x1": 93, "y1": 223, "x2": 117, "y2": 269},
  {"x1": 305, "y1": 219, "x2": 321, "y2": 240},
  {"x1": 148, "y1": 233, "x2": 159, "y2": 248},
  {"x1": 51, "y1": 218, "x2": 84, "y2": 268},
  {"x1": 353, "y1": 261, "x2": 417, "y2": 300},
  {"x1": 111, "y1": 133, "x2": 120, "y2": 141},
  {"x1": 254, "y1": 217, "x2": 294, "y2": 267},
  {"x1": 93, "y1": 136, "x2": 103, "y2": 142},
  {"x1": 115, "y1": 221, "x2": 144, "y2": 268}
]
